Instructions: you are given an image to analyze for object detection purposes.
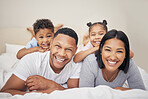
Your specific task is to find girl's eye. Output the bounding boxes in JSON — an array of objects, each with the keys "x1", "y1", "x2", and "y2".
[{"x1": 100, "y1": 33, "x2": 104, "y2": 35}]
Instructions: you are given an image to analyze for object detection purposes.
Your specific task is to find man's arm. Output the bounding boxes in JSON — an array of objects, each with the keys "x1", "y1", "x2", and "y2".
[
  {"x1": 67, "y1": 78, "x2": 79, "y2": 88},
  {"x1": 25, "y1": 75, "x2": 79, "y2": 94},
  {"x1": 0, "y1": 74, "x2": 28, "y2": 95}
]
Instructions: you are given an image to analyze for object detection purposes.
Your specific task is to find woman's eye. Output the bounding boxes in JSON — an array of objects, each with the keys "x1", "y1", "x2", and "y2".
[
  {"x1": 117, "y1": 51, "x2": 123, "y2": 53},
  {"x1": 105, "y1": 49, "x2": 110, "y2": 51},
  {"x1": 47, "y1": 35, "x2": 51, "y2": 38}
]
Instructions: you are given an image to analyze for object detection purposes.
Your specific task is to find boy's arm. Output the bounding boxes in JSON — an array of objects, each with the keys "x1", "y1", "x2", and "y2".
[
  {"x1": 16, "y1": 47, "x2": 43, "y2": 59},
  {"x1": 73, "y1": 46, "x2": 99, "y2": 63},
  {"x1": 0, "y1": 74, "x2": 28, "y2": 95},
  {"x1": 130, "y1": 50, "x2": 134, "y2": 58}
]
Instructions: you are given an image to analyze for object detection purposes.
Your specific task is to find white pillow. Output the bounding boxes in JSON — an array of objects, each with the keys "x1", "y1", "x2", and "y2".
[{"x1": 5, "y1": 43, "x2": 25, "y2": 54}]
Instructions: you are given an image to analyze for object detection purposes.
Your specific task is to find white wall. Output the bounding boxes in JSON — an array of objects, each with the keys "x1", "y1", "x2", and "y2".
[{"x1": 0, "y1": 0, "x2": 148, "y2": 72}]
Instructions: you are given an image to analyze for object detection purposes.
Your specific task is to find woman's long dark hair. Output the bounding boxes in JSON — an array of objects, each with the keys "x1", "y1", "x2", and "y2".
[{"x1": 96, "y1": 29, "x2": 130, "y2": 73}]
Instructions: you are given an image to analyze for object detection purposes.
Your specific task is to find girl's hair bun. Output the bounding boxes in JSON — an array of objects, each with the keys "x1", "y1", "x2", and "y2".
[
  {"x1": 87, "y1": 22, "x2": 92, "y2": 27},
  {"x1": 103, "y1": 20, "x2": 107, "y2": 25}
]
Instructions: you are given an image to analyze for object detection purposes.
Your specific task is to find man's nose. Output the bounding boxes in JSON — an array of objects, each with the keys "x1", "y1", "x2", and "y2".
[{"x1": 59, "y1": 49, "x2": 66, "y2": 56}]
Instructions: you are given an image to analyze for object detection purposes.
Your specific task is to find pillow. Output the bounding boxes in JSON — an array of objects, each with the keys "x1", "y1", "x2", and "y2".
[{"x1": 5, "y1": 43, "x2": 25, "y2": 54}]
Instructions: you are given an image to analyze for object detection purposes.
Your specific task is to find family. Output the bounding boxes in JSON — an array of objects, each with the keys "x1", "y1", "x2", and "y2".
[{"x1": 0, "y1": 19, "x2": 146, "y2": 95}]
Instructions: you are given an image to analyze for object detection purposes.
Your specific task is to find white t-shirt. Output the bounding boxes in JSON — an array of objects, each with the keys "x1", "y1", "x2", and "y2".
[{"x1": 13, "y1": 51, "x2": 81, "y2": 88}]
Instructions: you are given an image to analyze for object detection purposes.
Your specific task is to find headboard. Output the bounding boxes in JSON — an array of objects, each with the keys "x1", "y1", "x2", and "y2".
[{"x1": 0, "y1": 28, "x2": 32, "y2": 54}]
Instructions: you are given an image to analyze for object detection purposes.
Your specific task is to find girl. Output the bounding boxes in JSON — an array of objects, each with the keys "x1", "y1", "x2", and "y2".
[
  {"x1": 79, "y1": 29, "x2": 145, "y2": 91},
  {"x1": 73, "y1": 20, "x2": 134, "y2": 63}
]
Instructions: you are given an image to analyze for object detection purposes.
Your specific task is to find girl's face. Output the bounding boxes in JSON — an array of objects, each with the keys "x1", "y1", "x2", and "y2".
[
  {"x1": 101, "y1": 38, "x2": 126, "y2": 72},
  {"x1": 89, "y1": 24, "x2": 106, "y2": 47}
]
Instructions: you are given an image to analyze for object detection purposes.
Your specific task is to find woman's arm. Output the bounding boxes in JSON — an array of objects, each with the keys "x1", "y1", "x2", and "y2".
[
  {"x1": 127, "y1": 59, "x2": 146, "y2": 90},
  {"x1": 79, "y1": 55, "x2": 97, "y2": 87},
  {"x1": 130, "y1": 50, "x2": 134, "y2": 58}
]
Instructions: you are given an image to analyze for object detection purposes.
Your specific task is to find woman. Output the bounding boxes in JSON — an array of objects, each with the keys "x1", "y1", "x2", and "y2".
[{"x1": 79, "y1": 29, "x2": 145, "y2": 91}]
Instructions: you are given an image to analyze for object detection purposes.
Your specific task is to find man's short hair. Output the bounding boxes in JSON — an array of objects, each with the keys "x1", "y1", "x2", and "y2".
[{"x1": 54, "y1": 28, "x2": 78, "y2": 45}]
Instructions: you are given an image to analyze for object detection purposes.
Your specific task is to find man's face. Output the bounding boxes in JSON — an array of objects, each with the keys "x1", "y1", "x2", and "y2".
[{"x1": 49, "y1": 34, "x2": 77, "y2": 73}]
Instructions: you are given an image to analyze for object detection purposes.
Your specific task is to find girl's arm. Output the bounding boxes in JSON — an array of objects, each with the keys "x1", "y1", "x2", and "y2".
[
  {"x1": 130, "y1": 50, "x2": 134, "y2": 58},
  {"x1": 73, "y1": 46, "x2": 99, "y2": 63},
  {"x1": 16, "y1": 47, "x2": 44, "y2": 59}
]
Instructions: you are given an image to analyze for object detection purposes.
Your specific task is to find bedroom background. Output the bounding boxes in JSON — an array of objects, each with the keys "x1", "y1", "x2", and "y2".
[{"x1": 0, "y1": 0, "x2": 148, "y2": 72}]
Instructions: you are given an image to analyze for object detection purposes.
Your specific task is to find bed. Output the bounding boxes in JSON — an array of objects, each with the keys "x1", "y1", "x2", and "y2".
[{"x1": 0, "y1": 28, "x2": 148, "y2": 99}]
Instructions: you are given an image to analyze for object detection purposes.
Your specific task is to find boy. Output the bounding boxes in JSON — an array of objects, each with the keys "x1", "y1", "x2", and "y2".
[{"x1": 17, "y1": 19, "x2": 55, "y2": 59}]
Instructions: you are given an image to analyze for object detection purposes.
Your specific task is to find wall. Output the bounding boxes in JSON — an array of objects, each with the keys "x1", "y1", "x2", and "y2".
[{"x1": 0, "y1": 0, "x2": 148, "y2": 72}]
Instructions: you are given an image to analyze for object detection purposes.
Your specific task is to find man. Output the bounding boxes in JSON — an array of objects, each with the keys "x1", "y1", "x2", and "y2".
[{"x1": 1, "y1": 28, "x2": 80, "y2": 95}]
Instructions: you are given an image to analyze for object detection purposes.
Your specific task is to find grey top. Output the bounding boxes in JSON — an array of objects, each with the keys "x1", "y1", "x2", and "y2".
[{"x1": 79, "y1": 54, "x2": 146, "y2": 90}]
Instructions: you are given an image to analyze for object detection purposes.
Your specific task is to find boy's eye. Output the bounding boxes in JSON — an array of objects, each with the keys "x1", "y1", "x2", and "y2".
[
  {"x1": 47, "y1": 35, "x2": 51, "y2": 38},
  {"x1": 39, "y1": 36, "x2": 43, "y2": 38},
  {"x1": 91, "y1": 34, "x2": 96, "y2": 36}
]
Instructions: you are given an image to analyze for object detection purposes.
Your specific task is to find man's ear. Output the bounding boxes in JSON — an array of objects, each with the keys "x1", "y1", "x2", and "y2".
[
  {"x1": 50, "y1": 39, "x2": 53, "y2": 49},
  {"x1": 73, "y1": 46, "x2": 78, "y2": 55}
]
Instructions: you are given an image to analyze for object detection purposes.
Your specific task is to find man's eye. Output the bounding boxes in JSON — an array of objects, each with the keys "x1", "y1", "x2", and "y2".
[
  {"x1": 66, "y1": 49, "x2": 72, "y2": 51},
  {"x1": 47, "y1": 35, "x2": 51, "y2": 38},
  {"x1": 55, "y1": 45, "x2": 60, "y2": 48}
]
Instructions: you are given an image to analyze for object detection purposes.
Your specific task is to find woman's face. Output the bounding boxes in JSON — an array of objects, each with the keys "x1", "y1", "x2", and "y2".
[
  {"x1": 101, "y1": 38, "x2": 126, "y2": 72},
  {"x1": 89, "y1": 24, "x2": 106, "y2": 47}
]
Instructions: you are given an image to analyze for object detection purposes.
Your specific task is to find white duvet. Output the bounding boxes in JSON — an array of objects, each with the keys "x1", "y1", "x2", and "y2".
[
  {"x1": 0, "y1": 85, "x2": 148, "y2": 99},
  {"x1": 0, "y1": 52, "x2": 148, "y2": 99}
]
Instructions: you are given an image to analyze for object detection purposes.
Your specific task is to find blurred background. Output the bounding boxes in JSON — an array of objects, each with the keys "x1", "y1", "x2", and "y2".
[{"x1": 0, "y1": 0, "x2": 148, "y2": 72}]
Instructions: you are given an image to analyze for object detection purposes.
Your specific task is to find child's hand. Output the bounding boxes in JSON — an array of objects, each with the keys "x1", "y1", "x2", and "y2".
[
  {"x1": 93, "y1": 46, "x2": 99, "y2": 52},
  {"x1": 38, "y1": 47, "x2": 50, "y2": 53}
]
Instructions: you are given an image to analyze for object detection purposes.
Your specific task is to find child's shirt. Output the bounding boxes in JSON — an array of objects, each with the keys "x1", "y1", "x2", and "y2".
[
  {"x1": 25, "y1": 37, "x2": 39, "y2": 49},
  {"x1": 81, "y1": 41, "x2": 93, "y2": 51}
]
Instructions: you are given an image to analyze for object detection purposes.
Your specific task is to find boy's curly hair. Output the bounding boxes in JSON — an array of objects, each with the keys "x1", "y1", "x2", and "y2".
[{"x1": 33, "y1": 19, "x2": 54, "y2": 35}]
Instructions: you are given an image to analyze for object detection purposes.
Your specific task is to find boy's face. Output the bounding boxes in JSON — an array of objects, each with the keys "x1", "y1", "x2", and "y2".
[
  {"x1": 35, "y1": 28, "x2": 53, "y2": 49},
  {"x1": 49, "y1": 34, "x2": 77, "y2": 73}
]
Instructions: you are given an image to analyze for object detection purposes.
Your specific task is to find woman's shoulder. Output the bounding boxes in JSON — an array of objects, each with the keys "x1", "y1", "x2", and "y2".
[{"x1": 84, "y1": 53, "x2": 97, "y2": 62}]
